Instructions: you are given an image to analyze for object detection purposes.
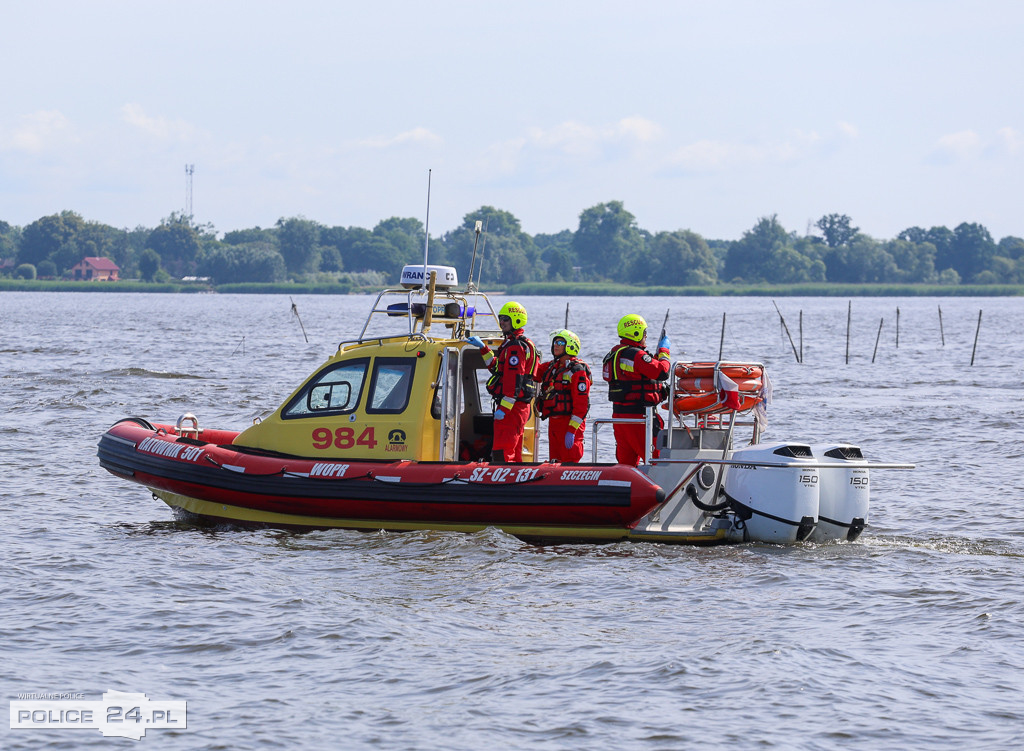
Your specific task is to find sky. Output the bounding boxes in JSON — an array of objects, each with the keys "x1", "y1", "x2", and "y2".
[{"x1": 2, "y1": 1, "x2": 1022, "y2": 242}]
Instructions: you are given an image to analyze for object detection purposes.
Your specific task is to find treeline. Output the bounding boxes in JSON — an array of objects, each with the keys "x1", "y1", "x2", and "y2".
[{"x1": 2, "y1": 203, "x2": 1023, "y2": 287}]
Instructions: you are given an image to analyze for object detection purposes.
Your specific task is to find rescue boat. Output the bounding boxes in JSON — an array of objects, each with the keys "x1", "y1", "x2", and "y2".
[{"x1": 97, "y1": 264, "x2": 911, "y2": 544}]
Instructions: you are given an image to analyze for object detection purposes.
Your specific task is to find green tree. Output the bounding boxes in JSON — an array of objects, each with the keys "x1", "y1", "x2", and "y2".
[
  {"x1": 15, "y1": 263, "x2": 37, "y2": 279},
  {"x1": 724, "y1": 215, "x2": 789, "y2": 282},
  {"x1": 534, "y1": 230, "x2": 576, "y2": 281},
  {"x1": 815, "y1": 214, "x2": 859, "y2": 248},
  {"x1": 322, "y1": 226, "x2": 373, "y2": 272},
  {"x1": 762, "y1": 246, "x2": 826, "y2": 283},
  {"x1": 223, "y1": 227, "x2": 278, "y2": 246},
  {"x1": 647, "y1": 230, "x2": 718, "y2": 285},
  {"x1": 319, "y1": 245, "x2": 344, "y2": 273},
  {"x1": 0, "y1": 220, "x2": 18, "y2": 260},
  {"x1": 573, "y1": 201, "x2": 643, "y2": 280},
  {"x1": 373, "y1": 217, "x2": 424, "y2": 266},
  {"x1": 18, "y1": 211, "x2": 84, "y2": 271},
  {"x1": 276, "y1": 216, "x2": 323, "y2": 276},
  {"x1": 138, "y1": 248, "x2": 162, "y2": 281},
  {"x1": 987, "y1": 255, "x2": 1021, "y2": 283},
  {"x1": 997, "y1": 236, "x2": 1024, "y2": 259},
  {"x1": 824, "y1": 235, "x2": 897, "y2": 282},
  {"x1": 199, "y1": 243, "x2": 286, "y2": 283},
  {"x1": 147, "y1": 214, "x2": 201, "y2": 278},
  {"x1": 885, "y1": 239, "x2": 937, "y2": 283},
  {"x1": 442, "y1": 207, "x2": 539, "y2": 286},
  {"x1": 951, "y1": 222, "x2": 995, "y2": 281},
  {"x1": 926, "y1": 226, "x2": 956, "y2": 274}
]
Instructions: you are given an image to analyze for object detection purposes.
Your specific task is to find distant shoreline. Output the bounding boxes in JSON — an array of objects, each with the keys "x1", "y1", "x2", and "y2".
[{"x1": 2, "y1": 279, "x2": 1023, "y2": 297}]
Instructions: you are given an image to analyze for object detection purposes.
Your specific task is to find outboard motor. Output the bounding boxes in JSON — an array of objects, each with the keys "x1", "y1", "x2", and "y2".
[
  {"x1": 723, "y1": 443, "x2": 819, "y2": 543},
  {"x1": 808, "y1": 444, "x2": 869, "y2": 542}
]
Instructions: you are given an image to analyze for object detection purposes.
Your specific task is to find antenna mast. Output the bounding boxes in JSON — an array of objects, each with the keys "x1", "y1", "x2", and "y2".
[
  {"x1": 422, "y1": 169, "x2": 432, "y2": 276},
  {"x1": 184, "y1": 164, "x2": 195, "y2": 220}
]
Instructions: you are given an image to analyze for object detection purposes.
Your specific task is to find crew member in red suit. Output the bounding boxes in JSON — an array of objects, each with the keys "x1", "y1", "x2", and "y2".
[
  {"x1": 467, "y1": 301, "x2": 538, "y2": 463},
  {"x1": 602, "y1": 314, "x2": 671, "y2": 466},
  {"x1": 535, "y1": 329, "x2": 591, "y2": 463}
]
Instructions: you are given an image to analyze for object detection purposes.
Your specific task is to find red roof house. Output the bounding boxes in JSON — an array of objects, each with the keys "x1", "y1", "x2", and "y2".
[{"x1": 72, "y1": 256, "x2": 120, "y2": 281}]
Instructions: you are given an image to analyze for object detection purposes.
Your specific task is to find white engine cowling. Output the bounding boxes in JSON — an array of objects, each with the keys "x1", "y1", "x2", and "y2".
[
  {"x1": 724, "y1": 443, "x2": 819, "y2": 543},
  {"x1": 808, "y1": 444, "x2": 869, "y2": 542}
]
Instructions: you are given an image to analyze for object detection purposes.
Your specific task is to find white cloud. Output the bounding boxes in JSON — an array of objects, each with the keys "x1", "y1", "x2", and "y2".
[
  {"x1": 525, "y1": 116, "x2": 663, "y2": 158},
  {"x1": 933, "y1": 129, "x2": 981, "y2": 162},
  {"x1": 838, "y1": 121, "x2": 859, "y2": 139},
  {"x1": 358, "y1": 127, "x2": 442, "y2": 149},
  {"x1": 929, "y1": 128, "x2": 1024, "y2": 163},
  {"x1": 668, "y1": 137, "x2": 803, "y2": 172},
  {"x1": 477, "y1": 116, "x2": 664, "y2": 175},
  {"x1": 120, "y1": 103, "x2": 196, "y2": 141},
  {"x1": 3, "y1": 110, "x2": 75, "y2": 153},
  {"x1": 996, "y1": 126, "x2": 1023, "y2": 155}
]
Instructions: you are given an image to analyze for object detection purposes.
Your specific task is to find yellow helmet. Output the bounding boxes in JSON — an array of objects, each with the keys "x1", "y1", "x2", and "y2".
[
  {"x1": 549, "y1": 329, "x2": 581, "y2": 357},
  {"x1": 498, "y1": 301, "x2": 527, "y2": 329},
  {"x1": 617, "y1": 314, "x2": 647, "y2": 342}
]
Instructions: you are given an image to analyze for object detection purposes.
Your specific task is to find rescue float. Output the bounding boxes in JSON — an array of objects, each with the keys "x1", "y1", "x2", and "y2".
[{"x1": 97, "y1": 264, "x2": 912, "y2": 545}]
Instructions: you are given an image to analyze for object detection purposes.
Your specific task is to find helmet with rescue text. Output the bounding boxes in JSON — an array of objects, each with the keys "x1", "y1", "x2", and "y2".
[
  {"x1": 498, "y1": 301, "x2": 528, "y2": 330},
  {"x1": 616, "y1": 314, "x2": 647, "y2": 343}
]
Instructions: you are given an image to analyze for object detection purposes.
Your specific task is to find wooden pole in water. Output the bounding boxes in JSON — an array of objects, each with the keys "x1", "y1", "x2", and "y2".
[
  {"x1": 718, "y1": 312, "x2": 726, "y2": 361},
  {"x1": 938, "y1": 305, "x2": 945, "y2": 346},
  {"x1": 799, "y1": 310, "x2": 803, "y2": 364},
  {"x1": 970, "y1": 309, "x2": 982, "y2": 366},
  {"x1": 896, "y1": 306, "x2": 900, "y2": 349},
  {"x1": 290, "y1": 297, "x2": 309, "y2": 343},
  {"x1": 565, "y1": 302, "x2": 570, "y2": 328},
  {"x1": 845, "y1": 300, "x2": 852, "y2": 364},
  {"x1": 772, "y1": 300, "x2": 800, "y2": 363},
  {"x1": 871, "y1": 317, "x2": 884, "y2": 363}
]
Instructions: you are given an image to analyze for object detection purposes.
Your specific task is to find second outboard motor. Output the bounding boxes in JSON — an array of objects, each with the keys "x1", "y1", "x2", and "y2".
[
  {"x1": 808, "y1": 444, "x2": 869, "y2": 542},
  {"x1": 724, "y1": 443, "x2": 819, "y2": 543}
]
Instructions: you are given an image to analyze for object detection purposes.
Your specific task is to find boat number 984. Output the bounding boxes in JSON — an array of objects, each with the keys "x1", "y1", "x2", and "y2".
[{"x1": 312, "y1": 427, "x2": 378, "y2": 450}]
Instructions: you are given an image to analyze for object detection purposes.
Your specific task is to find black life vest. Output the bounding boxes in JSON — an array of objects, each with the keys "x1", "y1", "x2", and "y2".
[
  {"x1": 602, "y1": 344, "x2": 668, "y2": 410},
  {"x1": 485, "y1": 333, "x2": 539, "y2": 402}
]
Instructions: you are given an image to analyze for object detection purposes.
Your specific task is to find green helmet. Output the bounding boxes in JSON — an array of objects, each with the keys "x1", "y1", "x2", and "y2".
[
  {"x1": 549, "y1": 329, "x2": 581, "y2": 357},
  {"x1": 498, "y1": 301, "x2": 527, "y2": 329},
  {"x1": 617, "y1": 314, "x2": 647, "y2": 342}
]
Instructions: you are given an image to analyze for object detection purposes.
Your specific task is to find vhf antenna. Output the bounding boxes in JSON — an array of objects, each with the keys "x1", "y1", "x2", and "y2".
[
  {"x1": 421, "y1": 169, "x2": 432, "y2": 278},
  {"x1": 466, "y1": 220, "x2": 483, "y2": 292}
]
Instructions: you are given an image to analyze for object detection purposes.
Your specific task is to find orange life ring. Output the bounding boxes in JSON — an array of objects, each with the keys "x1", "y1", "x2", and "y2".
[
  {"x1": 677, "y1": 376, "x2": 762, "y2": 393},
  {"x1": 672, "y1": 393, "x2": 721, "y2": 414},
  {"x1": 674, "y1": 362, "x2": 764, "y2": 381},
  {"x1": 672, "y1": 392, "x2": 762, "y2": 416}
]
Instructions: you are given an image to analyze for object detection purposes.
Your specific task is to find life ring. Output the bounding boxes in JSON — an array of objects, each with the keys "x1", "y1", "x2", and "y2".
[
  {"x1": 673, "y1": 392, "x2": 762, "y2": 416},
  {"x1": 672, "y1": 393, "x2": 721, "y2": 414},
  {"x1": 674, "y1": 362, "x2": 763, "y2": 381},
  {"x1": 677, "y1": 376, "x2": 762, "y2": 393}
]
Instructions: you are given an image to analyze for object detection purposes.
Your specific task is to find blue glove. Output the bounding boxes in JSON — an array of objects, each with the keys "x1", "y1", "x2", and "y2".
[
  {"x1": 564, "y1": 432, "x2": 575, "y2": 450},
  {"x1": 466, "y1": 335, "x2": 485, "y2": 348},
  {"x1": 493, "y1": 408, "x2": 505, "y2": 420},
  {"x1": 658, "y1": 334, "x2": 671, "y2": 352}
]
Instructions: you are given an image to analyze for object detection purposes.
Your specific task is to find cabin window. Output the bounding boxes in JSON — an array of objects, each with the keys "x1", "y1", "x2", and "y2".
[
  {"x1": 366, "y1": 358, "x2": 416, "y2": 414},
  {"x1": 282, "y1": 358, "x2": 369, "y2": 418}
]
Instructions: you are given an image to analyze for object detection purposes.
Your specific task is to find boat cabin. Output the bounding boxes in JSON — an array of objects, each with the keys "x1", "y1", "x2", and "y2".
[{"x1": 232, "y1": 266, "x2": 538, "y2": 462}]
